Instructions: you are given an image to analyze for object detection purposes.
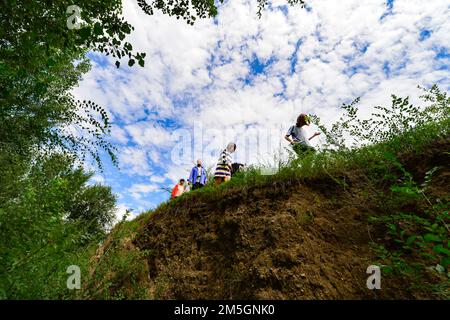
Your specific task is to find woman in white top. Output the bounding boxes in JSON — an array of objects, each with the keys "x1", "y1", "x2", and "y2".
[{"x1": 285, "y1": 113, "x2": 321, "y2": 155}]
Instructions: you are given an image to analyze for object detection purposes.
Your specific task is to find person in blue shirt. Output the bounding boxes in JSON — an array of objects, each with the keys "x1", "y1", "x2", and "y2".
[{"x1": 188, "y1": 159, "x2": 208, "y2": 190}]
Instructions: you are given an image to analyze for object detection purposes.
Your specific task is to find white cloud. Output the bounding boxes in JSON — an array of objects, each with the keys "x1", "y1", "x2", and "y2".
[
  {"x1": 127, "y1": 183, "x2": 160, "y2": 199},
  {"x1": 150, "y1": 175, "x2": 166, "y2": 183},
  {"x1": 89, "y1": 174, "x2": 105, "y2": 184},
  {"x1": 128, "y1": 183, "x2": 160, "y2": 194},
  {"x1": 117, "y1": 146, "x2": 151, "y2": 176},
  {"x1": 127, "y1": 183, "x2": 161, "y2": 210},
  {"x1": 125, "y1": 122, "x2": 173, "y2": 148},
  {"x1": 110, "y1": 125, "x2": 129, "y2": 144}
]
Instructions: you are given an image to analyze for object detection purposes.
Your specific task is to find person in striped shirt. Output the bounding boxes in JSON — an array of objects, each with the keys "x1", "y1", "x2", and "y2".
[{"x1": 214, "y1": 142, "x2": 236, "y2": 185}]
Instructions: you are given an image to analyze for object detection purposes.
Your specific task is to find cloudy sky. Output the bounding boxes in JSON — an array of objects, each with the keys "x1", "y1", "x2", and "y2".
[{"x1": 73, "y1": 0, "x2": 450, "y2": 219}]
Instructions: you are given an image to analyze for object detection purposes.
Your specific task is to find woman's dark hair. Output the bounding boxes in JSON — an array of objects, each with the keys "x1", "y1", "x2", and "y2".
[
  {"x1": 296, "y1": 113, "x2": 309, "y2": 127},
  {"x1": 180, "y1": 179, "x2": 185, "y2": 183}
]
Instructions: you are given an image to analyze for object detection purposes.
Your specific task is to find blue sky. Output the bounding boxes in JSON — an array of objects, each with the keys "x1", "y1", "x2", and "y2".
[{"x1": 74, "y1": 0, "x2": 450, "y2": 220}]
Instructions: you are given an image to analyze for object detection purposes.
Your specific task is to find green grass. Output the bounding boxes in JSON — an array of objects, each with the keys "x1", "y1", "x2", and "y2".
[
  {"x1": 80, "y1": 218, "x2": 152, "y2": 299},
  {"x1": 148, "y1": 117, "x2": 448, "y2": 215}
]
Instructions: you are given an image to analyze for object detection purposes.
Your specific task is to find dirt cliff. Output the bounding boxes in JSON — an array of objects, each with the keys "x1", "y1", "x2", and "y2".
[{"x1": 87, "y1": 138, "x2": 449, "y2": 299}]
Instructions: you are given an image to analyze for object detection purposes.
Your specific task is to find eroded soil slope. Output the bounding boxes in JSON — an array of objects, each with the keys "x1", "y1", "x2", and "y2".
[
  {"x1": 131, "y1": 139, "x2": 448, "y2": 299},
  {"x1": 86, "y1": 138, "x2": 448, "y2": 299}
]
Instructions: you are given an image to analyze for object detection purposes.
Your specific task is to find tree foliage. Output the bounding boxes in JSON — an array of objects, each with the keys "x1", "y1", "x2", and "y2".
[
  {"x1": 137, "y1": 0, "x2": 307, "y2": 23},
  {"x1": 0, "y1": 1, "x2": 125, "y2": 298},
  {"x1": 0, "y1": 155, "x2": 117, "y2": 299},
  {"x1": 0, "y1": 0, "x2": 145, "y2": 69},
  {"x1": 0, "y1": 1, "x2": 136, "y2": 167}
]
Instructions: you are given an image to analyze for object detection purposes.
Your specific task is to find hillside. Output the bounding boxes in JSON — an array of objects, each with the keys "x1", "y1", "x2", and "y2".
[{"x1": 83, "y1": 133, "x2": 449, "y2": 300}]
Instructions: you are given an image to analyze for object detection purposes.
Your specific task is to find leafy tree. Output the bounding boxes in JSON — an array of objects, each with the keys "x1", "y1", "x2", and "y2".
[
  {"x1": 0, "y1": 2, "x2": 141, "y2": 298},
  {"x1": 0, "y1": 154, "x2": 117, "y2": 299},
  {"x1": 256, "y1": 0, "x2": 306, "y2": 18},
  {"x1": 0, "y1": 0, "x2": 145, "y2": 70},
  {"x1": 66, "y1": 176, "x2": 117, "y2": 240},
  {"x1": 137, "y1": 0, "x2": 219, "y2": 25},
  {"x1": 1, "y1": 1, "x2": 128, "y2": 169},
  {"x1": 137, "y1": 0, "x2": 306, "y2": 22}
]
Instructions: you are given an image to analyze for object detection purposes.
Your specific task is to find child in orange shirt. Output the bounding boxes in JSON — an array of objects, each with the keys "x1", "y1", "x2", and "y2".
[{"x1": 171, "y1": 179, "x2": 186, "y2": 199}]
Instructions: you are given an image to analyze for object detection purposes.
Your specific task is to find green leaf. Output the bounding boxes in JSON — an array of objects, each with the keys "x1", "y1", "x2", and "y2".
[
  {"x1": 406, "y1": 235, "x2": 416, "y2": 245},
  {"x1": 434, "y1": 245, "x2": 450, "y2": 256},
  {"x1": 383, "y1": 151, "x2": 397, "y2": 163},
  {"x1": 124, "y1": 42, "x2": 132, "y2": 51},
  {"x1": 115, "y1": 61, "x2": 120, "y2": 68},
  {"x1": 79, "y1": 27, "x2": 91, "y2": 41},
  {"x1": 440, "y1": 257, "x2": 450, "y2": 268},
  {"x1": 47, "y1": 57, "x2": 56, "y2": 67},
  {"x1": 123, "y1": 25, "x2": 131, "y2": 34},
  {"x1": 138, "y1": 59, "x2": 145, "y2": 67},
  {"x1": 424, "y1": 233, "x2": 441, "y2": 242},
  {"x1": 93, "y1": 22, "x2": 103, "y2": 35},
  {"x1": 128, "y1": 59, "x2": 135, "y2": 67}
]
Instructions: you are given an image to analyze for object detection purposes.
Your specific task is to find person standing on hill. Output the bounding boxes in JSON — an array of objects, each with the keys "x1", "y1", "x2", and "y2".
[
  {"x1": 171, "y1": 179, "x2": 186, "y2": 199},
  {"x1": 188, "y1": 159, "x2": 207, "y2": 190},
  {"x1": 285, "y1": 113, "x2": 321, "y2": 156},
  {"x1": 214, "y1": 142, "x2": 236, "y2": 186}
]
